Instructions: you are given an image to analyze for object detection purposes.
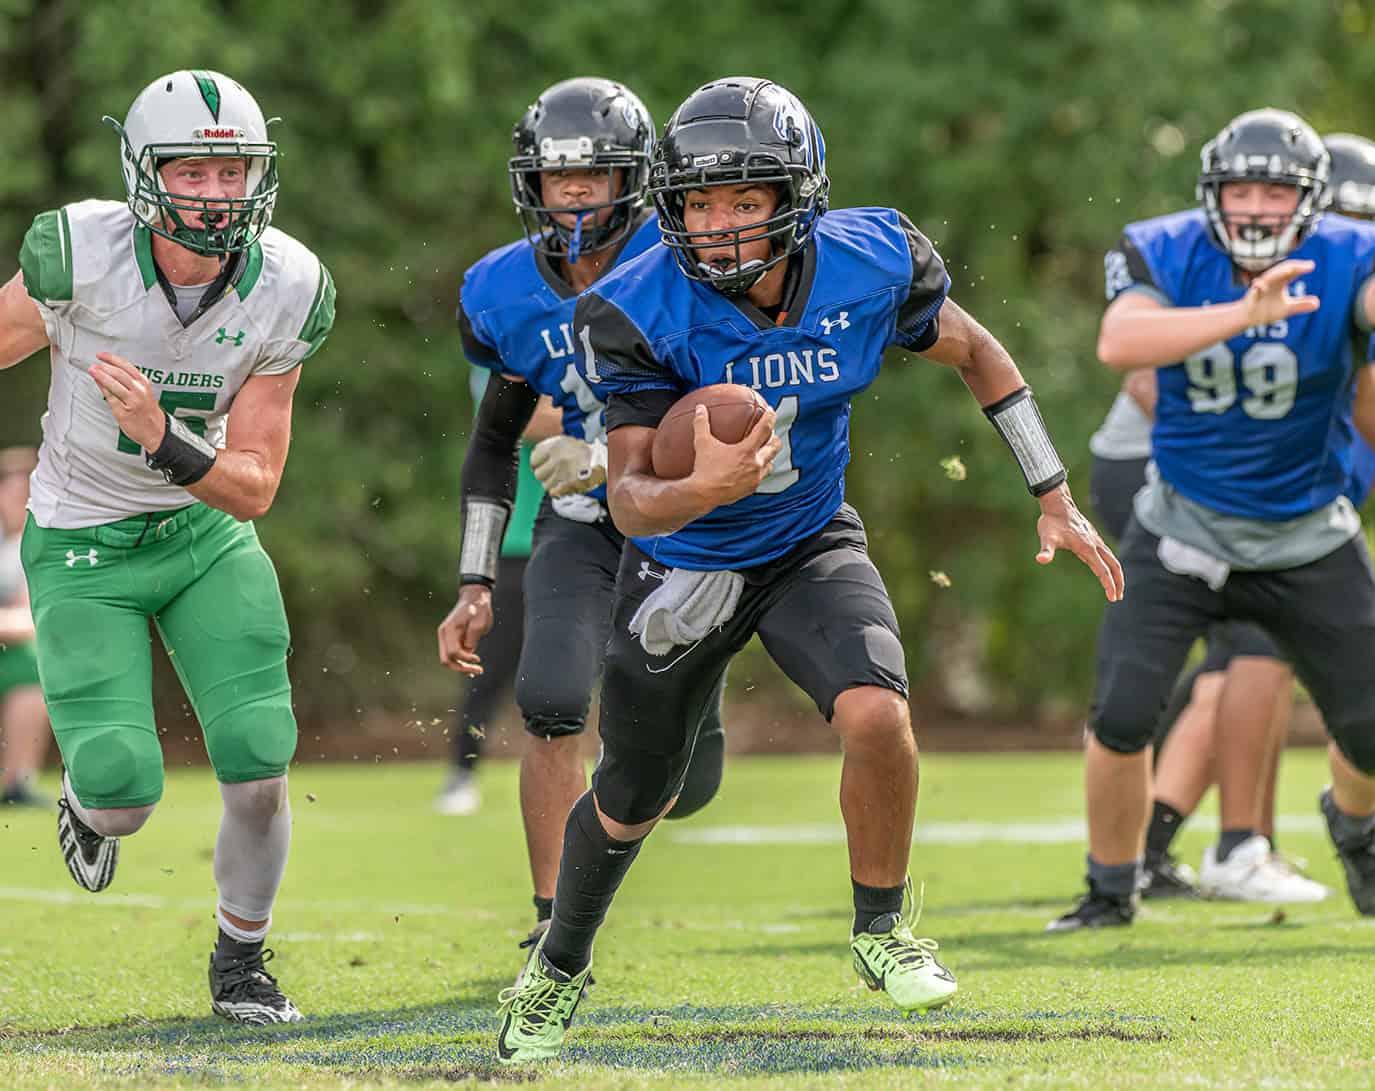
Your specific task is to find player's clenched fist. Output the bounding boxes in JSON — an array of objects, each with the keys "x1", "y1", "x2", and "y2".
[
  {"x1": 437, "y1": 585, "x2": 494, "y2": 675},
  {"x1": 89, "y1": 352, "x2": 167, "y2": 450},
  {"x1": 689, "y1": 404, "x2": 781, "y2": 506}
]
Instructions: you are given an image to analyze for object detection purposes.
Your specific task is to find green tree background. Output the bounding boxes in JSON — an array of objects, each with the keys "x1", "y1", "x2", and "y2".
[{"x1": 3, "y1": 0, "x2": 1372, "y2": 736}]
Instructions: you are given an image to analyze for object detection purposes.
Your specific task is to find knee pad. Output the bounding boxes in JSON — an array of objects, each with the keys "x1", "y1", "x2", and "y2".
[
  {"x1": 592, "y1": 744, "x2": 688, "y2": 827},
  {"x1": 65, "y1": 726, "x2": 163, "y2": 809},
  {"x1": 523, "y1": 715, "x2": 586, "y2": 740},
  {"x1": 204, "y1": 699, "x2": 297, "y2": 785},
  {"x1": 663, "y1": 724, "x2": 724, "y2": 821},
  {"x1": 1329, "y1": 717, "x2": 1375, "y2": 777},
  {"x1": 517, "y1": 676, "x2": 591, "y2": 738},
  {"x1": 1090, "y1": 713, "x2": 1156, "y2": 755},
  {"x1": 1090, "y1": 660, "x2": 1172, "y2": 755}
]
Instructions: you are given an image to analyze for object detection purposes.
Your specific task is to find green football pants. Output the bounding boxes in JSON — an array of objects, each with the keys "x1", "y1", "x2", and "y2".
[{"x1": 21, "y1": 504, "x2": 296, "y2": 809}]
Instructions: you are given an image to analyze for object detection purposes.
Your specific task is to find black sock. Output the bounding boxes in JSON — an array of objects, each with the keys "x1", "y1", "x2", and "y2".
[
  {"x1": 541, "y1": 792, "x2": 644, "y2": 976},
  {"x1": 1216, "y1": 828, "x2": 1254, "y2": 863},
  {"x1": 214, "y1": 927, "x2": 264, "y2": 967},
  {"x1": 1145, "y1": 800, "x2": 1187, "y2": 860},
  {"x1": 852, "y1": 879, "x2": 905, "y2": 934},
  {"x1": 1087, "y1": 854, "x2": 1140, "y2": 899},
  {"x1": 533, "y1": 895, "x2": 554, "y2": 924}
]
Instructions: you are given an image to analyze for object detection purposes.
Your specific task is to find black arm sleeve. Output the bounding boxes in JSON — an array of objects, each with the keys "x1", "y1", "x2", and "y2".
[
  {"x1": 893, "y1": 211, "x2": 950, "y2": 350},
  {"x1": 460, "y1": 373, "x2": 539, "y2": 505},
  {"x1": 605, "y1": 389, "x2": 683, "y2": 431}
]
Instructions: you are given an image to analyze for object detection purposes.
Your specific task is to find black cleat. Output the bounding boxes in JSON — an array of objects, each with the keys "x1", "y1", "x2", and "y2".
[
  {"x1": 1320, "y1": 788, "x2": 1375, "y2": 916},
  {"x1": 57, "y1": 791, "x2": 118, "y2": 892},
  {"x1": 1140, "y1": 852, "x2": 1199, "y2": 899},
  {"x1": 1046, "y1": 882, "x2": 1136, "y2": 932},
  {"x1": 209, "y1": 948, "x2": 303, "y2": 1025}
]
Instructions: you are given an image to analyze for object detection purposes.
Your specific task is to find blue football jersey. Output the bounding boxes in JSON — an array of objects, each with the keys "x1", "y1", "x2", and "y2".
[
  {"x1": 457, "y1": 213, "x2": 662, "y2": 501},
  {"x1": 572, "y1": 206, "x2": 950, "y2": 569},
  {"x1": 1107, "y1": 209, "x2": 1375, "y2": 520},
  {"x1": 1348, "y1": 436, "x2": 1375, "y2": 507}
]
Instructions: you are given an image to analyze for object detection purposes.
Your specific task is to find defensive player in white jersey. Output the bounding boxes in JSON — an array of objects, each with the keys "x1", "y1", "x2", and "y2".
[{"x1": 0, "y1": 70, "x2": 334, "y2": 1023}]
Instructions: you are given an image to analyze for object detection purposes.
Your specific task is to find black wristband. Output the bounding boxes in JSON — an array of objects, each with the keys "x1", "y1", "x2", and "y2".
[{"x1": 145, "y1": 412, "x2": 217, "y2": 486}]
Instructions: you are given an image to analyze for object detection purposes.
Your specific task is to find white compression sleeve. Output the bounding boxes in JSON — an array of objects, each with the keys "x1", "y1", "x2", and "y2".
[{"x1": 215, "y1": 775, "x2": 291, "y2": 927}]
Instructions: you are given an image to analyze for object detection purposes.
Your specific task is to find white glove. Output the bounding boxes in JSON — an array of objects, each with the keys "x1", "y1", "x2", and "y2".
[{"x1": 530, "y1": 435, "x2": 608, "y2": 497}]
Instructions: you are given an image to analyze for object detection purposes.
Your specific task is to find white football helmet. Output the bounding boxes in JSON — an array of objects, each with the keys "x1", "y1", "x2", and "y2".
[{"x1": 106, "y1": 70, "x2": 278, "y2": 255}]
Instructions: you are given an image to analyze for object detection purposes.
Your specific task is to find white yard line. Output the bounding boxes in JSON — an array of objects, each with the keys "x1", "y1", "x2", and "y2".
[{"x1": 671, "y1": 815, "x2": 1327, "y2": 846}]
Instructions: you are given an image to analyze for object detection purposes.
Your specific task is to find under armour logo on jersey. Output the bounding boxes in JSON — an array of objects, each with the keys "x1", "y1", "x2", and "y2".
[
  {"x1": 215, "y1": 328, "x2": 245, "y2": 346},
  {"x1": 65, "y1": 548, "x2": 99, "y2": 568},
  {"x1": 820, "y1": 312, "x2": 850, "y2": 335},
  {"x1": 637, "y1": 561, "x2": 667, "y2": 583}
]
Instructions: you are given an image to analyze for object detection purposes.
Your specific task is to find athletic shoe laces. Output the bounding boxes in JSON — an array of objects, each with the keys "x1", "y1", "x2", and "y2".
[
  {"x1": 214, "y1": 949, "x2": 287, "y2": 1004},
  {"x1": 864, "y1": 878, "x2": 942, "y2": 970},
  {"x1": 498, "y1": 962, "x2": 578, "y2": 1029}
]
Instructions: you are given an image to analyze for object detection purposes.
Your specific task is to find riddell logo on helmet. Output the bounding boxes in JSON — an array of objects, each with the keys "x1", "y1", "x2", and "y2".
[{"x1": 194, "y1": 127, "x2": 245, "y2": 140}]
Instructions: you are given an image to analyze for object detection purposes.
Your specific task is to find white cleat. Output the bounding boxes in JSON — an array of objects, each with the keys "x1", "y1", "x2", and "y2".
[
  {"x1": 1200, "y1": 835, "x2": 1330, "y2": 903},
  {"x1": 434, "y1": 771, "x2": 480, "y2": 816}
]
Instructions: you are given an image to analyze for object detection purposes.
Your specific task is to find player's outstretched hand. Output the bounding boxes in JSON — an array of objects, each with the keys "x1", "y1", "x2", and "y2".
[
  {"x1": 1243, "y1": 259, "x2": 1321, "y2": 327},
  {"x1": 437, "y1": 585, "x2": 494, "y2": 676},
  {"x1": 690, "y1": 404, "x2": 782, "y2": 506},
  {"x1": 1034, "y1": 485, "x2": 1125, "y2": 602},
  {"x1": 89, "y1": 353, "x2": 166, "y2": 450}
]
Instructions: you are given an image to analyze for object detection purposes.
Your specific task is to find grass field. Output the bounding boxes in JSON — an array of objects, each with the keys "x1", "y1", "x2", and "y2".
[{"x1": 3, "y1": 750, "x2": 1375, "y2": 1089}]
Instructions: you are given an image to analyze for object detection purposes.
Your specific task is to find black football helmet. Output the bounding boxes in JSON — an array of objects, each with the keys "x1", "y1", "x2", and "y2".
[
  {"x1": 649, "y1": 77, "x2": 828, "y2": 295},
  {"x1": 1323, "y1": 133, "x2": 1375, "y2": 219},
  {"x1": 509, "y1": 77, "x2": 654, "y2": 262},
  {"x1": 1197, "y1": 108, "x2": 1329, "y2": 271}
]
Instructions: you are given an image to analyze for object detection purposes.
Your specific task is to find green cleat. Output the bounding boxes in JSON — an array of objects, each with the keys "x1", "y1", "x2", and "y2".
[
  {"x1": 850, "y1": 881, "x2": 957, "y2": 1014},
  {"x1": 496, "y1": 936, "x2": 591, "y2": 1064}
]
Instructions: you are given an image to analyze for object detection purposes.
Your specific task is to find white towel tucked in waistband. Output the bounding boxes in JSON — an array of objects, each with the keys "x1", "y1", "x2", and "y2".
[{"x1": 628, "y1": 565, "x2": 745, "y2": 655}]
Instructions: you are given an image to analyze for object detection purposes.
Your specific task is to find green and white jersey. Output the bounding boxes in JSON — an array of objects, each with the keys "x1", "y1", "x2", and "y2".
[{"x1": 18, "y1": 200, "x2": 335, "y2": 529}]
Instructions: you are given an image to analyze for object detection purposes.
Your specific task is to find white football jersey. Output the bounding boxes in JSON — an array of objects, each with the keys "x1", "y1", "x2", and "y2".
[{"x1": 18, "y1": 200, "x2": 334, "y2": 528}]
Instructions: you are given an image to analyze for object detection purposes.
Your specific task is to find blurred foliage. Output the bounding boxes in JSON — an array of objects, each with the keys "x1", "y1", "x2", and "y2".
[{"x1": 3, "y1": 0, "x2": 1374, "y2": 726}]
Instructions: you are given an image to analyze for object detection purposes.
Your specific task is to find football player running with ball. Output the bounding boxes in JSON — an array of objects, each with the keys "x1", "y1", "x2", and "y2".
[
  {"x1": 435, "y1": 78, "x2": 730, "y2": 965},
  {"x1": 0, "y1": 70, "x2": 334, "y2": 1022},
  {"x1": 1050, "y1": 109, "x2": 1375, "y2": 931},
  {"x1": 494, "y1": 76, "x2": 1121, "y2": 1063}
]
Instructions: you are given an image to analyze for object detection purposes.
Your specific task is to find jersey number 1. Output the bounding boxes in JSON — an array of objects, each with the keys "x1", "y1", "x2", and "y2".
[{"x1": 756, "y1": 394, "x2": 800, "y2": 494}]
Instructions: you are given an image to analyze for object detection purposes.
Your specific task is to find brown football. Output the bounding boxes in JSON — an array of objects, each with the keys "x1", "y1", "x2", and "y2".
[{"x1": 651, "y1": 384, "x2": 770, "y2": 480}]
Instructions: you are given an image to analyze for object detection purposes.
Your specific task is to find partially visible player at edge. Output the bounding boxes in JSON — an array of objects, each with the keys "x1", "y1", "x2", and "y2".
[
  {"x1": 494, "y1": 76, "x2": 1122, "y2": 1064},
  {"x1": 0, "y1": 70, "x2": 335, "y2": 1022},
  {"x1": 1050, "y1": 109, "x2": 1375, "y2": 931},
  {"x1": 436, "y1": 78, "x2": 730, "y2": 963}
]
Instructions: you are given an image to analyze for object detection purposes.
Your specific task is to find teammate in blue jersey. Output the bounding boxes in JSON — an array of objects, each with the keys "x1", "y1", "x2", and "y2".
[
  {"x1": 1132, "y1": 131, "x2": 1375, "y2": 904},
  {"x1": 1326, "y1": 133, "x2": 1375, "y2": 503},
  {"x1": 494, "y1": 76, "x2": 1122, "y2": 1064},
  {"x1": 434, "y1": 78, "x2": 728, "y2": 961},
  {"x1": 1051, "y1": 109, "x2": 1375, "y2": 932}
]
